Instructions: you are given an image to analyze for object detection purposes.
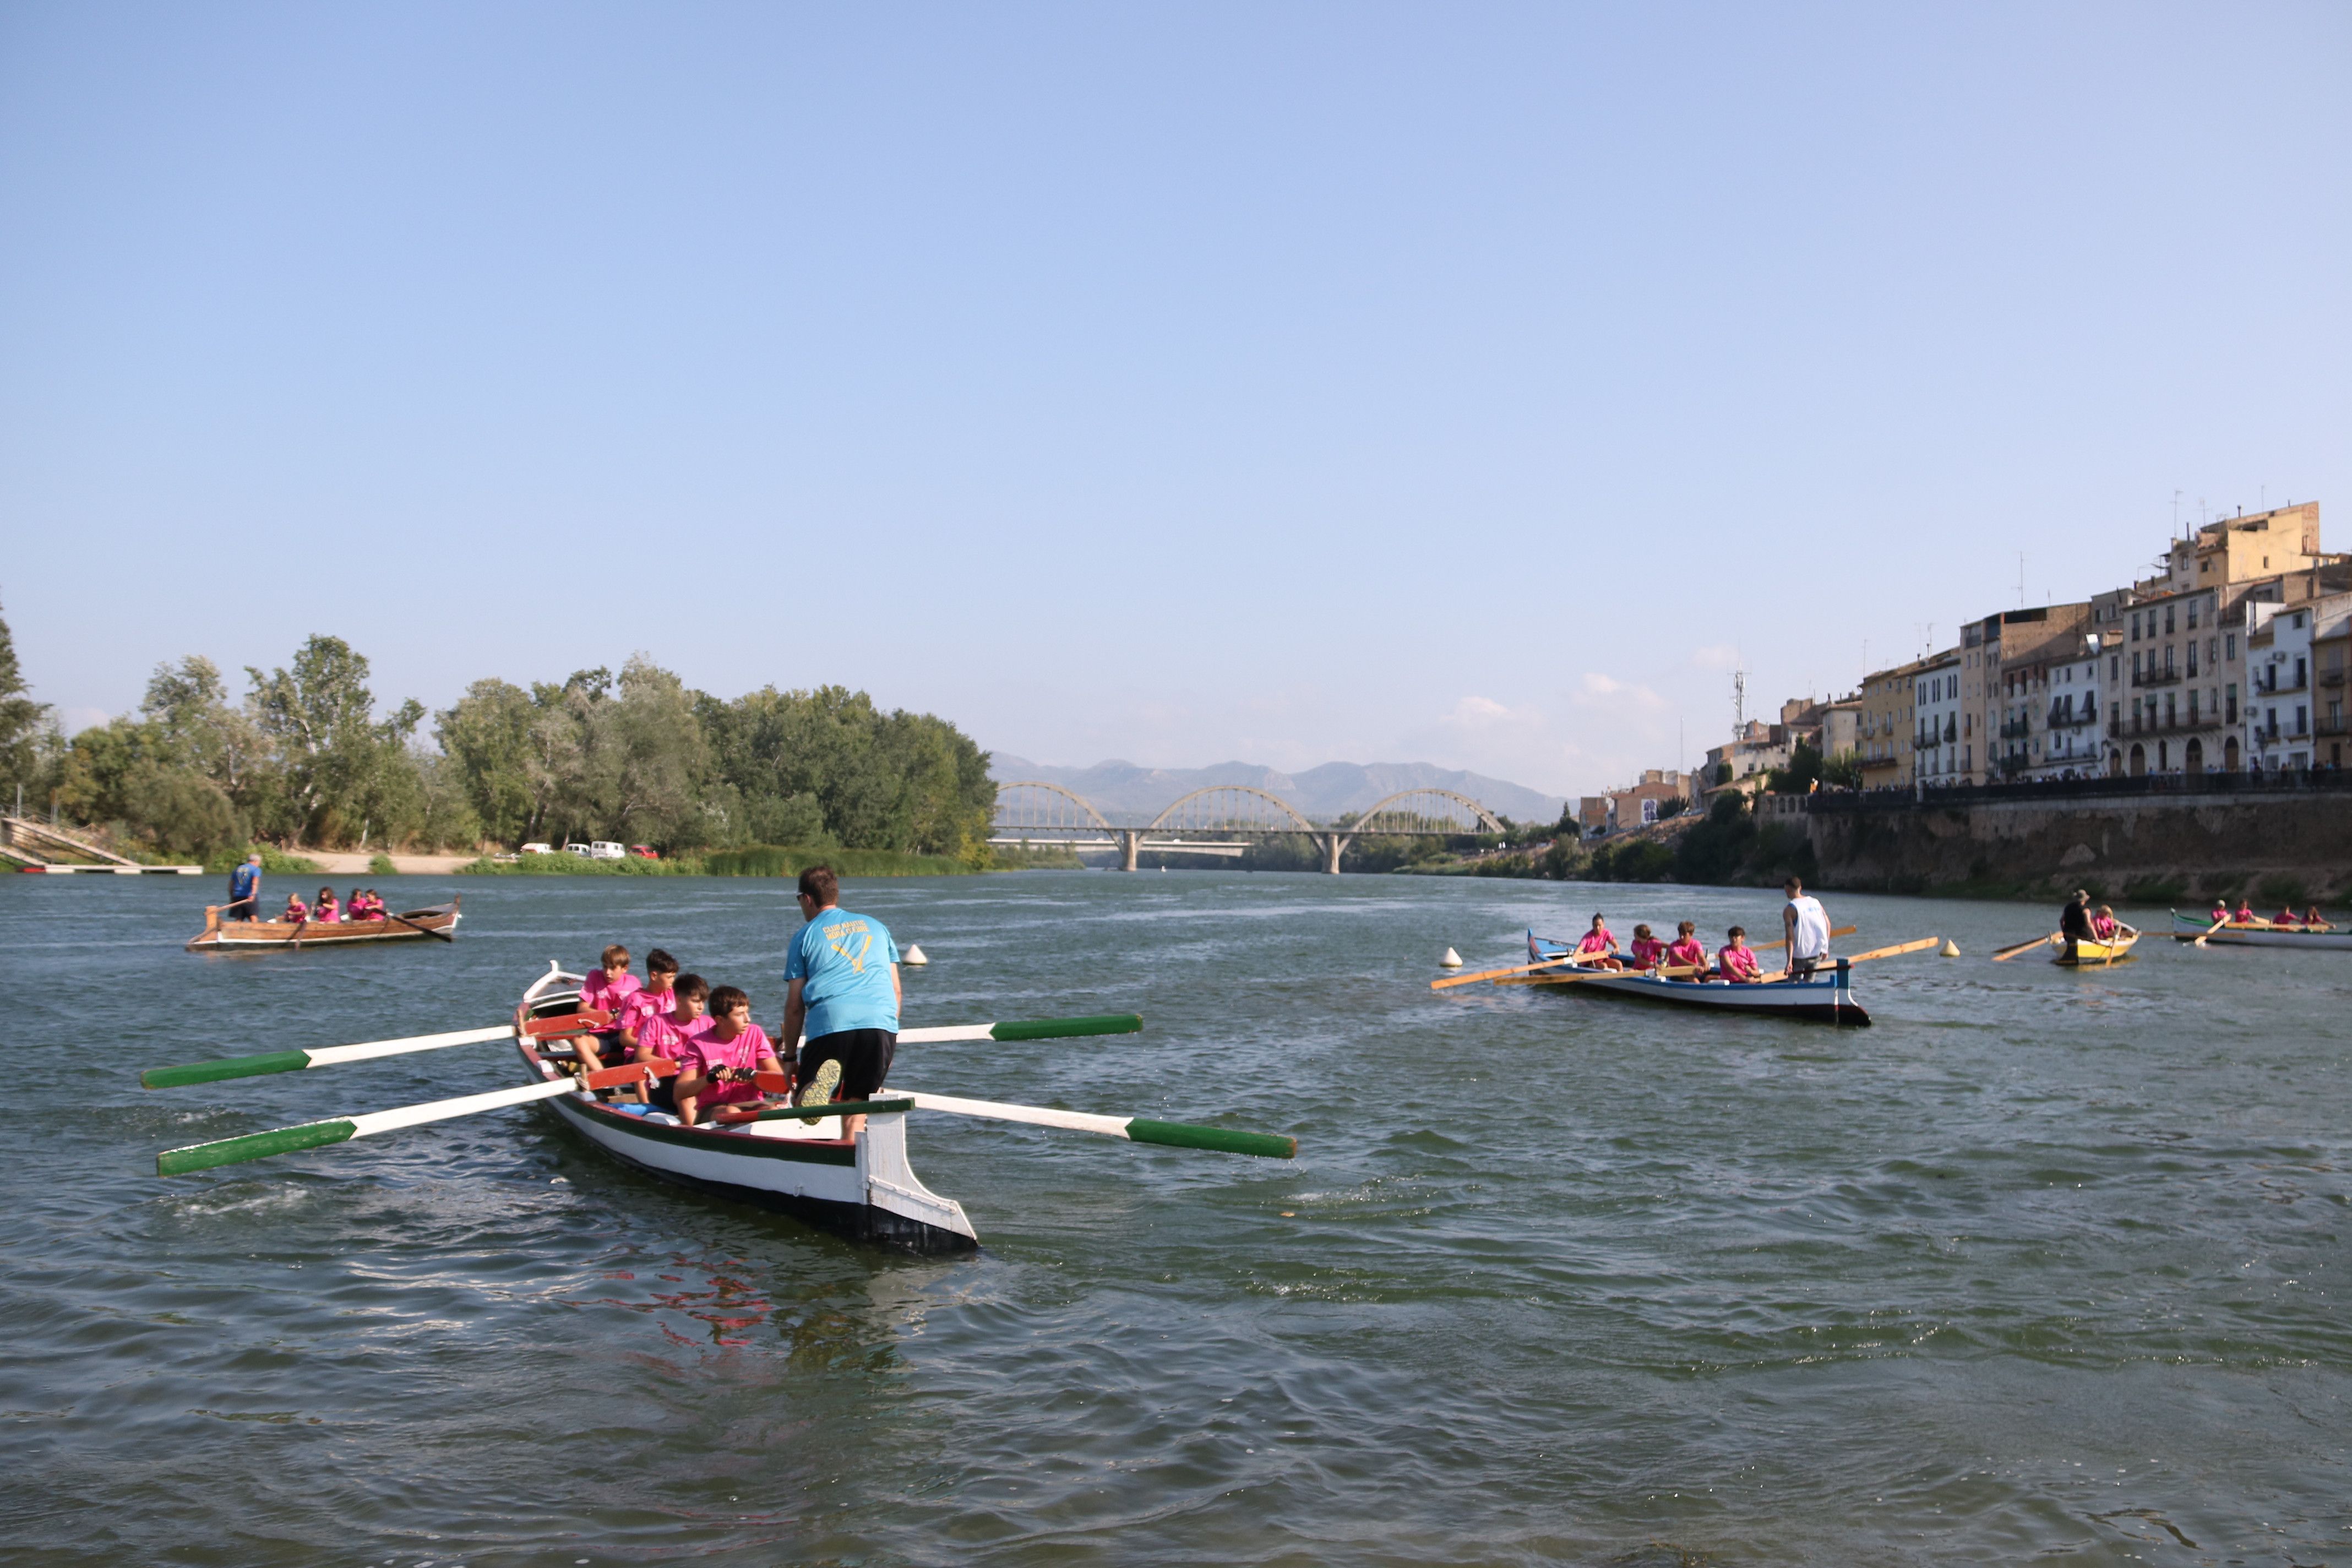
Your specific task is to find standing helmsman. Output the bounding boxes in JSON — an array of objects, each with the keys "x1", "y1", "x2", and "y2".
[
  {"x1": 1782, "y1": 876, "x2": 1832, "y2": 978},
  {"x1": 226, "y1": 852, "x2": 263, "y2": 922},
  {"x1": 781, "y1": 865, "x2": 902, "y2": 1137},
  {"x1": 2059, "y1": 889, "x2": 2095, "y2": 956}
]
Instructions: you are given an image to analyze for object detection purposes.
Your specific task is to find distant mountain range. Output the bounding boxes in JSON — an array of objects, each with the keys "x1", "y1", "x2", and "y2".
[{"x1": 987, "y1": 755, "x2": 1566, "y2": 825}]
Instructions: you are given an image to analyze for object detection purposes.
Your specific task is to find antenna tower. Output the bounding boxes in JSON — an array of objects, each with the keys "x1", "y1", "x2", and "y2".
[{"x1": 1732, "y1": 669, "x2": 1748, "y2": 734}]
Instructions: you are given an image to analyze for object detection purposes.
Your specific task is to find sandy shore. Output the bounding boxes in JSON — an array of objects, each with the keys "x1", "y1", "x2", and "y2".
[{"x1": 291, "y1": 851, "x2": 477, "y2": 875}]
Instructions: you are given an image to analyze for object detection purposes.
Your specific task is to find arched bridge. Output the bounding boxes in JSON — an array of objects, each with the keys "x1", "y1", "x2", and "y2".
[{"x1": 992, "y1": 781, "x2": 1509, "y2": 873}]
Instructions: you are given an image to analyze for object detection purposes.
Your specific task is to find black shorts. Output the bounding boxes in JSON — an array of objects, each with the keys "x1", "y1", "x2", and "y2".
[{"x1": 799, "y1": 1028, "x2": 896, "y2": 1102}]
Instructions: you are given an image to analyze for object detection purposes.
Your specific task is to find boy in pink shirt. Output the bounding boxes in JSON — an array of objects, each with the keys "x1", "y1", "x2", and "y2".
[
  {"x1": 617, "y1": 949, "x2": 679, "y2": 1052},
  {"x1": 1626, "y1": 924, "x2": 1665, "y2": 970},
  {"x1": 575, "y1": 944, "x2": 642, "y2": 1073},
  {"x1": 1664, "y1": 920, "x2": 1707, "y2": 977},
  {"x1": 1716, "y1": 927, "x2": 1762, "y2": 983},
  {"x1": 626, "y1": 973, "x2": 710, "y2": 1108},
  {"x1": 676, "y1": 985, "x2": 785, "y2": 1126}
]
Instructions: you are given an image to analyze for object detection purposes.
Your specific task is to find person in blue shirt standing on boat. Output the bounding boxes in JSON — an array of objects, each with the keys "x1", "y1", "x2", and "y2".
[
  {"x1": 1782, "y1": 876, "x2": 1832, "y2": 978},
  {"x1": 225, "y1": 852, "x2": 263, "y2": 921},
  {"x1": 781, "y1": 865, "x2": 901, "y2": 1136}
]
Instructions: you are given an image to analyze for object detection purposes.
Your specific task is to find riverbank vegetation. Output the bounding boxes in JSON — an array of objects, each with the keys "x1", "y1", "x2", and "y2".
[
  {"x1": 3, "y1": 610, "x2": 997, "y2": 868},
  {"x1": 460, "y1": 845, "x2": 978, "y2": 878}
]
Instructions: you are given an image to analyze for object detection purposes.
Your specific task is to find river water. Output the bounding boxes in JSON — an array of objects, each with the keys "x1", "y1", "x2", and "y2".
[{"x1": 3, "y1": 870, "x2": 2348, "y2": 1566}]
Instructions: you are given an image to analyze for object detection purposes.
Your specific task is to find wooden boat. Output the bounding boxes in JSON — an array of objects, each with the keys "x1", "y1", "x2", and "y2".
[
  {"x1": 2170, "y1": 911, "x2": 2352, "y2": 950},
  {"x1": 2052, "y1": 924, "x2": 2138, "y2": 966},
  {"x1": 1523, "y1": 933, "x2": 1871, "y2": 1026},
  {"x1": 514, "y1": 963, "x2": 977, "y2": 1253},
  {"x1": 187, "y1": 898, "x2": 461, "y2": 951}
]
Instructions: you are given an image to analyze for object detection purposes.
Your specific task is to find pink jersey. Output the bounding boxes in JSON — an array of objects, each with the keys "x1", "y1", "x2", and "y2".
[
  {"x1": 1577, "y1": 927, "x2": 1615, "y2": 954},
  {"x1": 1717, "y1": 943, "x2": 1761, "y2": 981},
  {"x1": 282, "y1": 900, "x2": 309, "y2": 923},
  {"x1": 685, "y1": 1023, "x2": 774, "y2": 1106},
  {"x1": 315, "y1": 897, "x2": 340, "y2": 923},
  {"x1": 579, "y1": 970, "x2": 641, "y2": 1023},
  {"x1": 632, "y1": 1008, "x2": 709, "y2": 1064},
  {"x1": 1665, "y1": 937, "x2": 1706, "y2": 970},
  {"x1": 1628, "y1": 937, "x2": 1665, "y2": 968},
  {"x1": 619, "y1": 986, "x2": 673, "y2": 1036}
]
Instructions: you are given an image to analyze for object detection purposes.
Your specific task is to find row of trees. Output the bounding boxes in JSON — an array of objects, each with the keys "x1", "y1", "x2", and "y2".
[{"x1": 0, "y1": 609, "x2": 995, "y2": 865}]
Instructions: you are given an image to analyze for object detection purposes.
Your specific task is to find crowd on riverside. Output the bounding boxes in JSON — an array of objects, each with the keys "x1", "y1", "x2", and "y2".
[
  {"x1": 1555, "y1": 879, "x2": 1836, "y2": 981},
  {"x1": 520, "y1": 865, "x2": 903, "y2": 1132}
]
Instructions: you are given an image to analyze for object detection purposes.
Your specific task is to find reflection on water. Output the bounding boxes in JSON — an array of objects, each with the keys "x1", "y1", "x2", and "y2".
[{"x1": 1, "y1": 870, "x2": 2348, "y2": 1565}]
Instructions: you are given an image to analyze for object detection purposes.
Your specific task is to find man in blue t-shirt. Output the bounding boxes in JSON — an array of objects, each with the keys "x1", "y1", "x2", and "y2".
[
  {"x1": 781, "y1": 865, "x2": 901, "y2": 1134},
  {"x1": 226, "y1": 852, "x2": 263, "y2": 921}
]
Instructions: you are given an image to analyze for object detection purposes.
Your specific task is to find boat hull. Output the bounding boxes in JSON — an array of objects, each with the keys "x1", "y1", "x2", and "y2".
[
  {"x1": 1525, "y1": 933, "x2": 1870, "y2": 1025},
  {"x1": 2170, "y1": 913, "x2": 2352, "y2": 950},
  {"x1": 517, "y1": 967, "x2": 976, "y2": 1253},
  {"x1": 187, "y1": 900, "x2": 461, "y2": 950},
  {"x1": 2054, "y1": 930, "x2": 2138, "y2": 966}
]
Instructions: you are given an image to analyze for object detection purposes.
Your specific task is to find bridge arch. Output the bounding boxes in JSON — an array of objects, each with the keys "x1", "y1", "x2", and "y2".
[
  {"x1": 993, "y1": 780, "x2": 1110, "y2": 832},
  {"x1": 1345, "y1": 788, "x2": 1507, "y2": 836},
  {"x1": 1146, "y1": 785, "x2": 1316, "y2": 833}
]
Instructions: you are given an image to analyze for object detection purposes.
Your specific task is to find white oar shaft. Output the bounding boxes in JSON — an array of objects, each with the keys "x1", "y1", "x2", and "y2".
[
  {"x1": 345, "y1": 1077, "x2": 581, "y2": 1138},
  {"x1": 894, "y1": 1024, "x2": 994, "y2": 1043},
  {"x1": 897, "y1": 1090, "x2": 1134, "y2": 1139},
  {"x1": 311, "y1": 1025, "x2": 515, "y2": 1068}
]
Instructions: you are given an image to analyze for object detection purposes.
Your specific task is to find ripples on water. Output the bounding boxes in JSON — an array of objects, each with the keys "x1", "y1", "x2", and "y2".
[{"x1": 3, "y1": 873, "x2": 2348, "y2": 1564}]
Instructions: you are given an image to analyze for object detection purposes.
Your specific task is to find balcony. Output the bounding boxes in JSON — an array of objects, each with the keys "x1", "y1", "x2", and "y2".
[
  {"x1": 2318, "y1": 715, "x2": 2348, "y2": 737},
  {"x1": 2322, "y1": 669, "x2": 2345, "y2": 689},
  {"x1": 2131, "y1": 669, "x2": 2182, "y2": 688},
  {"x1": 1999, "y1": 718, "x2": 2031, "y2": 740}
]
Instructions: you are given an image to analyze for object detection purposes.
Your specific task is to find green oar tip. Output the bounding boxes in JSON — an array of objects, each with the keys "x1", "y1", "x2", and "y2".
[
  {"x1": 988, "y1": 1013, "x2": 1145, "y2": 1042},
  {"x1": 156, "y1": 1119, "x2": 357, "y2": 1176},
  {"x1": 141, "y1": 1050, "x2": 313, "y2": 1090},
  {"x1": 1125, "y1": 1118, "x2": 1297, "y2": 1160}
]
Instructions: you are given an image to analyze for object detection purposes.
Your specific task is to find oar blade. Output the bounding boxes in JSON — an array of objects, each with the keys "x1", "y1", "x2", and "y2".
[
  {"x1": 158, "y1": 1118, "x2": 356, "y2": 1176},
  {"x1": 143, "y1": 1050, "x2": 312, "y2": 1090},
  {"x1": 989, "y1": 1013, "x2": 1144, "y2": 1042},
  {"x1": 1125, "y1": 1118, "x2": 1297, "y2": 1160}
]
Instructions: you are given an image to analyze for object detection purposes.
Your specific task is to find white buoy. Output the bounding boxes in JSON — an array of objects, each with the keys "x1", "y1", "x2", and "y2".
[
  {"x1": 1939, "y1": 939, "x2": 1961, "y2": 958},
  {"x1": 1439, "y1": 947, "x2": 1464, "y2": 968},
  {"x1": 903, "y1": 944, "x2": 929, "y2": 966}
]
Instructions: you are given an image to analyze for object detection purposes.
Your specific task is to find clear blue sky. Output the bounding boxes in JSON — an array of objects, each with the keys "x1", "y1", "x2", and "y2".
[{"x1": 3, "y1": 3, "x2": 2345, "y2": 798}]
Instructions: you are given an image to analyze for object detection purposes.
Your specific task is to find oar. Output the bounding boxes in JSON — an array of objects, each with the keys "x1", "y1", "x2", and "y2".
[
  {"x1": 894, "y1": 1089, "x2": 1296, "y2": 1159},
  {"x1": 897, "y1": 1014, "x2": 1142, "y2": 1044},
  {"x1": 2192, "y1": 913, "x2": 2229, "y2": 949},
  {"x1": 1833, "y1": 936, "x2": 1942, "y2": 965},
  {"x1": 1498, "y1": 962, "x2": 1704, "y2": 986},
  {"x1": 382, "y1": 907, "x2": 454, "y2": 943},
  {"x1": 742, "y1": 1075, "x2": 1294, "y2": 1157},
  {"x1": 1433, "y1": 925, "x2": 1856, "y2": 990},
  {"x1": 154, "y1": 1061, "x2": 649, "y2": 1175},
  {"x1": 1991, "y1": 933, "x2": 2058, "y2": 962},
  {"x1": 139, "y1": 1010, "x2": 609, "y2": 1089}
]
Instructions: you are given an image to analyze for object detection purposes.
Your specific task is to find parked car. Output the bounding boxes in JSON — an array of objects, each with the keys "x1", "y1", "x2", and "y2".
[
  {"x1": 580, "y1": 841, "x2": 628, "y2": 860},
  {"x1": 520, "y1": 842, "x2": 554, "y2": 855},
  {"x1": 629, "y1": 845, "x2": 660, "y2": 861}
]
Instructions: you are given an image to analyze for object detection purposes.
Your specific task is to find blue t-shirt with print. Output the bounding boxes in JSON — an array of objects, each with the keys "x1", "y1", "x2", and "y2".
[{"x1": 784, "y1": 906, "x2": 901, "y2": 1039}]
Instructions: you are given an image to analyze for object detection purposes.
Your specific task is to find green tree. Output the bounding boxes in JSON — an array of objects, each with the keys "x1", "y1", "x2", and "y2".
[
  {"x1": 0, "y1": 600, "x2": 49, "y2": 799},
  {"x1": 437, "y1": 678, "x2": 541, "y2": 843},
  {"x1": 247, "y1": 635, "x2": 424, "y2": 846}
]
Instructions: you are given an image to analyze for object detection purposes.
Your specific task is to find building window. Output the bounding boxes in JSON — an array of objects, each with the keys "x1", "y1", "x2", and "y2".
[
  {"x1": 2165, "y1": 605, "x2": 2175, "y2": 634},
  {"x1": 2226, "y1": 633, "x2": 2236, "y2": 661},
  {"x1": 2226, "y1": 684, "x2": 2237, "y2": 723},
  {"x1": 2188, "y1": 641, "x2": 2198, "y2": 677}
]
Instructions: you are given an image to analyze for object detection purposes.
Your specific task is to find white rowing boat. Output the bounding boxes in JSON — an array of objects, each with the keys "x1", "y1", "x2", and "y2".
[
  {"x1": 516, "y1": 962, "x2": 978, "y2": 1253},
  {"x1": 1525, "y1": 932, "x2": 1872, "y2": 1026},
  {"x1": 2170, "y1": 911, "x2": 2352, "y2": 950}
]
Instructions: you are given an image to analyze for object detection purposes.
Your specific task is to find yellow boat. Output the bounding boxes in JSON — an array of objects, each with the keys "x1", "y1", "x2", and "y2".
[{"x1": 2054, "y1": 925, "x2": 2139, "y2": 966}]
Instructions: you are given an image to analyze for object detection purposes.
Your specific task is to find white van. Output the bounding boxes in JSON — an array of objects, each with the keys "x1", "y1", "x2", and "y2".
[
  {"x1": 520, "y1": 842, "x2": 554, "y2": 855},
  {"x1": 568, "y1": 840, "x2": 628, "y2": 861}
]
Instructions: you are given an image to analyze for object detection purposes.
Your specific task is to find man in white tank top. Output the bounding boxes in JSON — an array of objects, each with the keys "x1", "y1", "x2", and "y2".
[{"x1": 1782, "y1": 877, "x2": 1832, "y2": 978}]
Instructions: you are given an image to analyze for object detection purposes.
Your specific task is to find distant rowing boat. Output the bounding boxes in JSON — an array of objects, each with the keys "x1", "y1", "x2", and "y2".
[
  {"x1": 187, "y1": 899, "x2": 461, "y2": 951},
  {"x1": 2052, "y1": 925, "x2": 2138, "y2": 966},
  {"x1": 1524, "y1": 933, "x2": 1871, "y2": 1026},
  {"x1": 2170, "y1": 911, "x2": 2352, "y2": 951}
]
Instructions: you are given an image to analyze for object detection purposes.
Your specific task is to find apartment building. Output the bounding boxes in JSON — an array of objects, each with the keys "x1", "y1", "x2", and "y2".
[
  {"x1": 1968, "y1": 603, "x2": 2092, "y2": 783},
  {"x1": 2245, "y1": 595, "x2": 2352, "y2": 771},
  {"x1": 1910, "y1": 650, "x2": 1964, "y2": 785},
  {"x1": 2317, "y1": 608, "x2": 2351, "y2": 769},
  {"x1": 1577, "y1": 769, "x2": 1695, "y2": 837},
  {"x1": 1857, "y1": 658, "x2": 1928, "y2": 789}
]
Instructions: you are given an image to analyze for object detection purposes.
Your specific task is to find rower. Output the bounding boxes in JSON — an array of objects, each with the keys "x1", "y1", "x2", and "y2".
[
  {"x1": 1626, "y1": 924, "x2": 1665, "y2": 971},
  {"x1": 1664, "y1": 921, "x2": 1708, "y2": 979},
  {"x1": 1782, "y1": 877, "x2": 1832, "y2": 978},
  {"x1": 2234, "y1": 900, "x2": 2256, "y2": 925},
  {"x1": 676, "y1": 986, "x2": 786, "y2": 1126},
  {"x1": 313, "y1": 886, "x2": 341, "y2": 923},
  {"x1": 574, "y1": 944, "x2": 641, "y2": 1074},
  {"x1": 2209, "y1": 897, "x2": 2231, "y2": 927},
  {"x1": 617, "y1": 949, "x2": 680, "y2": 1055},
  {"x1": 2306, "y1": 906, "x2": 2331, "y2": 930},
  {"x1": 1576, "y1": 913, "x2": 1623, "y2": 970},
  {"x1": 1717, "y1": 927, "x2": 1762, "y2": 983},
  {"x1": 2092, "y1": 905, "x2": 2121, "y2": 941},
  {"x1": 629, "y1": 973, "x2": 710, "y2": 1109}
]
